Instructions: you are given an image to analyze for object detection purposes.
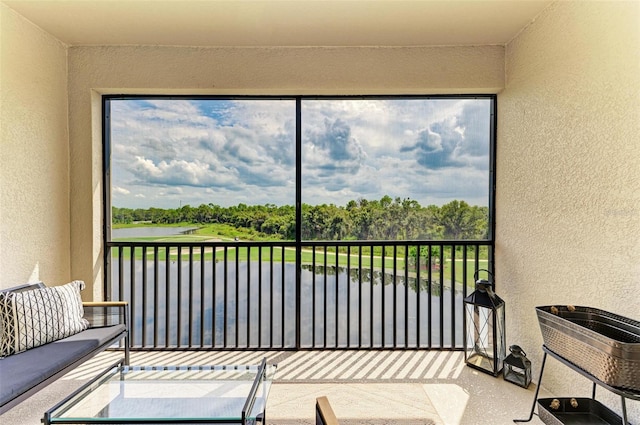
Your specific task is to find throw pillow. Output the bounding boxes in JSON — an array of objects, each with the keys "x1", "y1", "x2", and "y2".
[{"x1": 0, "y1": 280, "x2": 89, "y2": 357}]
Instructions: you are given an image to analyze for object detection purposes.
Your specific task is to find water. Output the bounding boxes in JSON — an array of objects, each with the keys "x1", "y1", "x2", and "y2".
[
  {"x1": 110, "y1": 259, "x2": 464, "y2": 349},
  {"x1": 112, "y1": 226, "x2": 198, "y2": 239}
]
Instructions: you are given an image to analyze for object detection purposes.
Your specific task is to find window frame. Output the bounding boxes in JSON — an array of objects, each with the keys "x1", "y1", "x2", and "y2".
[{"x1": 102, "y1": 93, "x2": 496, "y2": 245}]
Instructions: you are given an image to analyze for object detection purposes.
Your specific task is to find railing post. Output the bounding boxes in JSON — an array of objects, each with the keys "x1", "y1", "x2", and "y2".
[{"x1": 295, "y1": 97, "x2": 302, "y2": 350}]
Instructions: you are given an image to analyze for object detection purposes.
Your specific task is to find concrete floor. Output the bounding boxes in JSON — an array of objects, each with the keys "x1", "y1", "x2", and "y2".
[
  {"x1": 265, "y1": 365, "x2": 550, "y2": 425},
  {"x1": 1, "y1": 350, "x2": 551, "y2": 425}
]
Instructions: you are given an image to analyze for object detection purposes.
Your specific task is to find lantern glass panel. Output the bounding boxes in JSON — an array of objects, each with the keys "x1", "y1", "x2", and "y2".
[
  {"x1": 503, "y1": 363, "x2": 531, "y2": 388},
  {"x1": 503, "y1": 348, "x2": 532, "y2": 388},
  {"x1": 464, "y1": 300, "x2": 506, "y2": 376}
]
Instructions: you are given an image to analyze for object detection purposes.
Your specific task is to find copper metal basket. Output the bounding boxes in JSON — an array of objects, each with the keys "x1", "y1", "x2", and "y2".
[{"x1": 536, "y1": 306, "x2": 640, "y2": 391}]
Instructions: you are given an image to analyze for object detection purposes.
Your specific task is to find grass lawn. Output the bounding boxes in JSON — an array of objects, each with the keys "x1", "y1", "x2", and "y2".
[
  {"x1": 112, "y1": 246, "x2": 486, "y2": 288},
  {"x1": 110, "y1": 224, "x2": 488, "y2": 287}
]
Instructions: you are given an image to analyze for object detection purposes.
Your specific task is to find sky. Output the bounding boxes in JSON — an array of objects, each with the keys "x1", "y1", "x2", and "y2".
[{"x1": 109, "y1": 97, "x2": 492, "y2": 209}]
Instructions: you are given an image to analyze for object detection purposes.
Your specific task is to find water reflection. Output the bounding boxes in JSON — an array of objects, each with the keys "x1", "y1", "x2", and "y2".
[{"x1": 110, "y1": 260, "x2": 463, "y2": 349}]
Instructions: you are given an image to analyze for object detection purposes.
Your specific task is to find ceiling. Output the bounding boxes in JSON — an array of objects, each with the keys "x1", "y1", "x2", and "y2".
[{"x1": 3, "y1": 0, "x2": 553, "y2": 47}]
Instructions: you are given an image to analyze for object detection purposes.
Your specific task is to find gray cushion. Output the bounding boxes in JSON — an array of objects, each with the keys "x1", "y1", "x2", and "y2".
[{"x1": 0, "y1": 325, "x2": 125, "y2": 406}]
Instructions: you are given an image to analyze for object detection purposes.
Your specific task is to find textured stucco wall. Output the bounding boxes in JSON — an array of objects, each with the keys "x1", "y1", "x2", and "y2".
[
  {"x1": 67, "y1": 44, "x2": 504, "y2": 300},
  {"x1": 0, "y1": 4, "x2": 70, "y2": 289},
  {"x1": 498, "y1": 0, "x2": 640, "y2": 419}
]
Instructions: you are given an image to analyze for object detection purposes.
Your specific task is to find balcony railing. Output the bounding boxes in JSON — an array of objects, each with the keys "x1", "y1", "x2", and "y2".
[{"x1": 106, "y1": 240, "x2": 493, "y2": 350}]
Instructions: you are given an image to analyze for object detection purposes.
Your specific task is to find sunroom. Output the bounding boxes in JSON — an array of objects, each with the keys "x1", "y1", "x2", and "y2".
[{"x1": 1, "y1": 1, "x2": 638, "y2": 424}]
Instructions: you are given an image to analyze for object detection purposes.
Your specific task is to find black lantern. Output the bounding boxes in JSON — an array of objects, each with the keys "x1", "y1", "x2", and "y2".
[
  {"x1": 463, "y1": 269, "x2": 506, "y2": 376},
  {"x1": 503, "y1": 345, "x2": 532, "y2": 388}
]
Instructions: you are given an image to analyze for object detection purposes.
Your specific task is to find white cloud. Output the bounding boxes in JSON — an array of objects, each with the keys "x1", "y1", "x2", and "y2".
[
  {"x1": 109, "y1": 98, "x2": 491, "y2": 209},
  {"x1": 112, "y1": 186, "x2": 130, "y2": 195}
]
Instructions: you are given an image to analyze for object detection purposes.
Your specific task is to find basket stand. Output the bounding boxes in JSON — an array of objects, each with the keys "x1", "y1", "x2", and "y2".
[{"x1": 513, "y1": 345, "x2": 640, "y2": 425}]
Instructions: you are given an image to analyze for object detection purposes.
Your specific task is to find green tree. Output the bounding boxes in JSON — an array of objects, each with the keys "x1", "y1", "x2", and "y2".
[
  {"x1": 438, "y1": 200, "x2": 486, "y2": 239},
  {"x1": 112, "y1": 196, "x2": 488, "y2": 242}
]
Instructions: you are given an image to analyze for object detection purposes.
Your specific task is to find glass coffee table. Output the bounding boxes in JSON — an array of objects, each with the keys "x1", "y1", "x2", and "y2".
[{"x1": 44, "y1": 357, "x2": 276, "y2": 424}]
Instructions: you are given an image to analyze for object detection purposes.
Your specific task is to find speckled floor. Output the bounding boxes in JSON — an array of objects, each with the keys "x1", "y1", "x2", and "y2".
[{"x1": 1, "y1": 350, "x2": 550, "y2": 425}]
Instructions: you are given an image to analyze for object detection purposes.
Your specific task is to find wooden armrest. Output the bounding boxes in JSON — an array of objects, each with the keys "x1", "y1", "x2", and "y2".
[
  {"x1": 83, "y1": 301, "x2": 129, "y2": 332},
  {"x1": 82, "y1": 300, "x2": 130, "y2": 366},
  {"x1": 83, "y1": 301, "x2": 128, "y2": 307},
  {"x1": 316, "y1": 396, "x2": 339, "y2": 425}
]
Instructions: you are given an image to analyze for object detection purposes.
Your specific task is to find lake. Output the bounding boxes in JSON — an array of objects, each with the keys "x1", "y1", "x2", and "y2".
[
  {"x1": 110, "y1": 259, "x2": 463, "y2": 349},
  {"x1": 112, "y1": 226, "x2": 199, "y2": 239},
  {"x1": 108, "y1": 226, "x2": 464, "y2": 349}
]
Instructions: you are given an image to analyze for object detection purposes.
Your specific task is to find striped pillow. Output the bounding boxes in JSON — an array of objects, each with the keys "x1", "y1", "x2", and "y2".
[{"x1": 0, "y1": 280, "x2": 89, "y2": 357}]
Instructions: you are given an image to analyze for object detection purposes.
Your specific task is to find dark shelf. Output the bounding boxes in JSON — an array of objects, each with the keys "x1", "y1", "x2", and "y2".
[{"x1": 538, "y1": 397, "x2": 628, "y2": 425}]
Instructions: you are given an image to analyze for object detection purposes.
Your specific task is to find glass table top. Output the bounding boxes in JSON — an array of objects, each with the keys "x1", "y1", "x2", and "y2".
[{"x1": 45, "y1": 361, "x2": 276, "y2": 424}]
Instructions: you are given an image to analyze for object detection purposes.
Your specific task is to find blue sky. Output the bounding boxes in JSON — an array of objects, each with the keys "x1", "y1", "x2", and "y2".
[{"x1": 110, "y1": 97, "x2": 491, "y2": 209}]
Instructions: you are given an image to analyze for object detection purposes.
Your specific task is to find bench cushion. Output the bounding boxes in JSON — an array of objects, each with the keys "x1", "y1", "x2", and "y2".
[{"x1": 0, "y1": 324, "x2": 125, "y2": 407}]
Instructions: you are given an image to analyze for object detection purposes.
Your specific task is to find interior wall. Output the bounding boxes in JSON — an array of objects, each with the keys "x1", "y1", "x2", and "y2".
[
  {"x1": 498, "y1": 0, "x2": 639, "y2": 419},
  {"x1": 0, "y1": 4, "x2": 70, "y2": 289},
  {"x1": 67, "y1": 44, "x2": 504, "y2": 300}
]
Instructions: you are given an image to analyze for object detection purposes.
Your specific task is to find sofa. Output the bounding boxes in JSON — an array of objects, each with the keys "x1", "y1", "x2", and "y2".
[{"x1": 0, "y1": 282, "x2": 129, "y2": 414}]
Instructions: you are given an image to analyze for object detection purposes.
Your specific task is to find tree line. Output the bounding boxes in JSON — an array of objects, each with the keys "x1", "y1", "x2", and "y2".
[{"x1": 112, "y1": 196, "x2": 489, "y2": 241}]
